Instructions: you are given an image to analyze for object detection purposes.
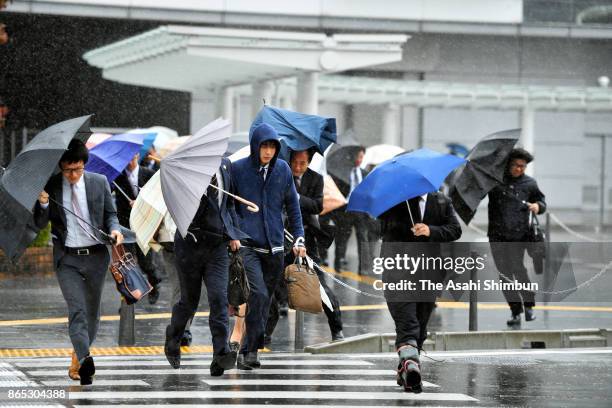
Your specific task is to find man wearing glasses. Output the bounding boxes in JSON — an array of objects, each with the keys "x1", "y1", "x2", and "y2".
[
  {"x1": 34, "y1": 139, "x2": 123, "y2": 385},
  {"x1": 488, "y1": 148, "x2": 546, "y2": 326}
]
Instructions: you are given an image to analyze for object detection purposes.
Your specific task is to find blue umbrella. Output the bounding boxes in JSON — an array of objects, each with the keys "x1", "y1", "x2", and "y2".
[
  {"x1": 85, "y1": 133, "x2": 144, "y2": 184},
  {"x1": 250, "y1": 105, "x2": 336, "y2": 161},
  {"x1": 139, "y1": 133, "x2": 157, "y2": 159},
  {"x1": 347, "y1": 148, "x2": 466, "y2": 219}
]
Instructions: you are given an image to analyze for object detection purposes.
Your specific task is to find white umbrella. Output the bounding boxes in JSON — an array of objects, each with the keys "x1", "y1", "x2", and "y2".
[{"x1": 361, "y1": 144, "x2": 405, "y2": 169}]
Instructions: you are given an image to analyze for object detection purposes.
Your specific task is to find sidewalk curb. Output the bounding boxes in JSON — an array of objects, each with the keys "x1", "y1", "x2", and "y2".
[{"x1": 305, "y1": 328, "x2": 612, "y2": 353}]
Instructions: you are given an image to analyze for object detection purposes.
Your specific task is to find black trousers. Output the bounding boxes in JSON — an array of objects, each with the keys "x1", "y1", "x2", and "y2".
[
  {"x1": 168, "y1": 233, "x2": 230, "y2": 355},
  {"x1": 490, "y1": 241, "x2": 536, "y2": 315},
  {"x1": 333, "y1": 211, "x2": 371, "y2": 273},
  {"x1": 387, "y1": 301, "x2": 436, "y2": 350}
]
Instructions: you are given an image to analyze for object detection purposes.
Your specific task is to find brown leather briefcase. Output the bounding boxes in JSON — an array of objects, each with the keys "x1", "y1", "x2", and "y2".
[{"x1": 284, "y1": 258, "x2": 322, "y2": 314}]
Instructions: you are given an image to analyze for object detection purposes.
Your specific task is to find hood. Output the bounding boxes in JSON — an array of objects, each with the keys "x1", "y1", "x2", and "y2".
[{"x1": 249, "y1": 123, "x2": 281, "y2": 168}]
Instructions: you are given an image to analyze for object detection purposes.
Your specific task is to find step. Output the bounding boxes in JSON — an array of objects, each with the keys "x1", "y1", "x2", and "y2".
[{"x1": 568, "y1": 335, "x2": 607, "y2": 348}]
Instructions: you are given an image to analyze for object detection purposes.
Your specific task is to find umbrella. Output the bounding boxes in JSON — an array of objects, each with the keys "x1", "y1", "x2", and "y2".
[
  {"x1": 326, "y1": 133, "x2": 363, "y2": 184},
  {"x1": 347, "y1": 148, "x2": 466, "y2": 219},
  {"x1": 127, "y1": 126, "x2": 178, "y2": 158},
  {"x1": 130, "y1": 170, "x2": 166, "y2": 254},
  {"x1": 448, "y1": 129, "x2": 520, "y2": 224},
  {"x1": 0, "y1": 115, "x2": 92, "y2": 261},
  {"x1": 250, "y1": 105, "x2": 337, "y2": 161},
  {"x1": 160, "y1": 118, "x2": 232, "y2": 238},
  {"x1": 157, "y1": 136, "x2": 191, "y2": 159},
  {"x1": 85, "y1": 133, "x2": 112, "y2": 149},
  {"x1": 361, "y1": 144, "x2": 405, "y2": 169},
  {"x1": 85, "y1": 133, "x2": 144, "y2": 184},
  {"x1": 228, "y1": 144, "x2": 250, "y2": 162}
]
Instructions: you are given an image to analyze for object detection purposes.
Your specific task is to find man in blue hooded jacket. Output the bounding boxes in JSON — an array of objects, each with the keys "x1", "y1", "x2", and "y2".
[{"x1": 231, "y1": 123, "x2": 306, "y2": 369}]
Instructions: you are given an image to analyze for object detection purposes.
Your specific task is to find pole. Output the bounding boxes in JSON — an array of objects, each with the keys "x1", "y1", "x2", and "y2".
[
  {"x1": 118, "y1": 298, "x2": 135, "y2": 345},
  {"x1": 543, "y1": 212, "x2": 552, "y2": 304},
  {"x1": 468, "y1": 251, "x2": 478, "y2": 331},
  {"x1": 600, "y1": 136, "x2": 606, "y2": 232},
  {"x1": 294, "y1": 310, "x2": 304, "y2": 351}
]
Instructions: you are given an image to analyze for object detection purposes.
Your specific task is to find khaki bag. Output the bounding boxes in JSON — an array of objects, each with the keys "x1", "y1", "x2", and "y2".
[{"x1": 284, "y1": 258, "x2": 322, "y2": 314}]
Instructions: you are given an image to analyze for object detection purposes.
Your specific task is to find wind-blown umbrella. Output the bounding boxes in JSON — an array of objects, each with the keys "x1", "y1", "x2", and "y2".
[
  {"x1": 0, "y1": 115, "x2": 92, "y2": 261},
  {"x1": 448, "y1": 129, "x2": 520, "y2": 224},
  {"x1": 347, "y1": 148, "x2": 466, "y2": 219},
  {"x1": 361, "y1": 144, "x2": 405, "y2": 169},
  {"x1": 160, "y1": 118, "x2": 232, "y2": 238},
  {"x1": 85, "y1": 133, "x2": 144, "y2": 184},
  {"x1": 251, "y1": 105, "x2": 337, "y2": 161},
  {"x1": 130, "y1": 170, "x2": 166, "y2": 254},
  {"x1": 326, "y1": 132, "x2": 362, "y2": 184},
  {"x1": 85, "y1": 133, "x2": 111, "y2": 149}
]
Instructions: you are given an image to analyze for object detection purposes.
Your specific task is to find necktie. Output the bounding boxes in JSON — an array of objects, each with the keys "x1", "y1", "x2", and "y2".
[
  {"x1": 259, "y1": 166, "x2": 266, "y2": 181},
  {"x1": 419, "y1": 196, "x2": 426, "y2": 220},
  {"x1": 208, "y1": 175, "x2": 218, "y2": 202},
  {"x1": 71, "y1": 183, "x2": 98, "y2": 241},
  {"x1": 294, "y1": 176, "x2": 301, "y2": 189}
]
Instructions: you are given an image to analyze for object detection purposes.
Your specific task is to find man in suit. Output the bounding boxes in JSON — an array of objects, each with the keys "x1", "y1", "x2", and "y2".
[
  {"x1": 35, "y1": 139, "x2": 124, "y2": 386},
  {"x1": 164, "y1": 157, "x2": 247, "y2": 376},
  {"x1": 330, "y1": 146, "x2": 371, "y2": 274},
  {"x1": 265, "y1": 149, "x2": 344, "y2": 343},
  {"x1": 379, "y1": 191, "x2": 461, "y2": 393},
  {"x1": 114, "y1": 153, "x2": 163, "y2": 304}
]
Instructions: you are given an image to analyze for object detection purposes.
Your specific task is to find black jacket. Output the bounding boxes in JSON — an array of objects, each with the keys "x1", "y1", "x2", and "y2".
[
  {"x1": 380, "y1": 192, "x2": 462, "y2": 243},
  {"x1": 296, "y1": 168, "x2": 324, "y2": 229},
  {"x1": 487, "y1": 174, "x2": 546, "y2": 241},
  {"x1": 114, "y1": 165, "x2": 155, "y2": 228}
]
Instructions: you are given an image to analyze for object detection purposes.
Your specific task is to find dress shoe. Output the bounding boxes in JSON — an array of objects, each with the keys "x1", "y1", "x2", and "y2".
[
  {"x1": 180, "y1": 329, "x2": 193, "y2": 346},
  {"x1": 331, "y1": 330, "x2": 344, "y2": 341},
  {"x1": 525, "y1": 307, "x2": 536, "y2": 321},
  {"x1": 78, "y1": 356, "x2": 95, "y2": 386},
  {"x1": 148, "y1": 285, "x2": 160, "y2": 305},
  {"x1": 68, "y1": 351, "x2": 80, "y2": 381},
  {"x1": 209, "y1": 350, "x2": 238, "y2": 376},
  {"x1": 236, "y1": 354, "x2": 252, "y2": 370},
  {"x1": 164, "y1": 325, "x2": 181, "y2": 369},
  {"x1": 245, "y1": 351, "x2": 261, "y2": 368},
  {"x1": 507, "y1": 313, "x2": 521, "y2": 326},
  {"x1": 279, "y1": 303, "x2": 288, "y2": 317}
]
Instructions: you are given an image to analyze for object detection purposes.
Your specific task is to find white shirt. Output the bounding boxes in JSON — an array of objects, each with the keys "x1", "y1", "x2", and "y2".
[
  {"x1": 215, "y1": 170, "x2": 223, "y2": 207},
  {"x1": 418, "y1": 193, "x2": 427, "y2": 220},
  {"x1": 259, "y1": 164, "x2": 269, "y2": 181},
  {"x1": 63, "y1": 176, "x2": 99, "y2": 248},
  {"x1": 126, "y1": 166, "x2": 139, "y2": 197},
  {"x1": 349, "y1": 166, "x2": 362, "y2": 194}
]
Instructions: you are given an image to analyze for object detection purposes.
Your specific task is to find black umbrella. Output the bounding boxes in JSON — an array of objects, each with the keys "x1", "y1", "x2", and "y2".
[
  {"x1": 448, "y1": 129, "x2": 520, "y2": 224},
  {"x1": 0, "y1": 115, "x2": 92, "y2": 261},
  {"x1": 326, "y1": 130, "x2": 362, "y2": 184}
]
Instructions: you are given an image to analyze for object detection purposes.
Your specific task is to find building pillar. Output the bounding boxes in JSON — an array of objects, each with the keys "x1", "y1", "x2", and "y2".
[
  {"x1": 251, "y1": 80, "x2": 274, "y2": 118},
  {"x1": 381, "y1": 103, "x2": 400, "y2": 145},
  {"x1": 297, "y1": 72, "x2": 318, "y2": 114},
  {"x1": 215, "y1": 87, "x2": 234, "y2": 133},
  {"x1": 521, "y1": 107, "x2": 535, "y2": 175},
  {"x1": 190, "y1": 90, "x2": 216, "y2": 134}
]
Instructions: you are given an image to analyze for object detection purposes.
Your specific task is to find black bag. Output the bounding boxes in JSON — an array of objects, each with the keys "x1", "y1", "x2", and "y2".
[
  {"x1": 110, "y1": 245, "x2": 153, "y2": 305},
  {"x1": 228, "y1": 250, "x2": 250, "y2": 308},
  {"x1": 526, "y1": 214, "x2": 546, "y2": 275}
]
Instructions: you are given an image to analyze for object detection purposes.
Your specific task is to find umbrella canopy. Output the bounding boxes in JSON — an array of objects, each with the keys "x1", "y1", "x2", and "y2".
[
  {"x1": 85, "y1": 132, "x2": 111, "y2": 149},
  {"x1": 326, "y1": 132, "x2": 362, "y2": 184},
  {"x1": 347, "y1": 148, "x2": 466, "y2": 218},
  {"x1": 85, "y1": 133, "x2": 144, "y2": 184},
  {"x1": 157, "y1": 136, "x2": 191, "y2": 159},
  {"x1": 130, "y1": 170, "x2": 167, "y2": 254},
  {"x1": 128, "y1": 126, "x2": 179, "y2": 158},
  {"x1": 361, "y1": 144, "x2": 406, "y2": 169},
  {"x1": 0, "y1": 115, "x2": 92, "y2": 261},
  {"x1": 448, "y1": 129, "x2": 520, "y2": 224},
  {"x1": 250, "y1": 105, "x2": 337, "y2": 161},
  {"x1": 228, "y1": 144, "x2": 250, "y2": 162},
  {"x1": 160, "y1": 118, "x2": 231, "y2": 238}
]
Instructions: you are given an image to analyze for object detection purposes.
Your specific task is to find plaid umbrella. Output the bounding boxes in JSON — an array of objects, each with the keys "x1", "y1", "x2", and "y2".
[{"x1": 129, "y1": 170, "x2": 166, "y2": 254}]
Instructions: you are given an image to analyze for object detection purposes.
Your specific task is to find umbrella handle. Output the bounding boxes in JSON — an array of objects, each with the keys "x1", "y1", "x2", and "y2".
[
  {"x1": 147, "y1": 155, "x2": 162, "y2": 163},
  {"x1": 210, "y1": 184, "x2": 259, "y2": 212}
]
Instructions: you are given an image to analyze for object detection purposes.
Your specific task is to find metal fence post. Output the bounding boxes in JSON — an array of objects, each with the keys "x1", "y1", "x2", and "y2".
[
  {"x1": 543, "y1": 212, "x2": 552, "y2": 304},
  {"x1": 294, "y1": 310, "x2": 304, "y2": 351},
  {"x1": 10, "y1": 130, "x2": 15, "y2": 160},
  {"x1": 118, "y1": 299, "x2": 135, "y2": 346},
  {"x1": 468, "y1": 251, "x2": 478, "y2": 331}
]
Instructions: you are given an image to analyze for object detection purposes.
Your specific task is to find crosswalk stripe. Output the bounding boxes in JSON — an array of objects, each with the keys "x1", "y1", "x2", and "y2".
[
  {"x1": 67, "y1": 390, "x2": 478, "y2": 401},
  {"x1": 27, "y1": 368, "x2": 396, "y2": 377},
  {"x1": 202, "y1": 379, "x2": 440, "y2": 388},
  {"x1": 75, "y1": 406, "x2": 484, "y2": 408},
  {"x1": 15, "y1": 360, "x2": 373, "y2": 368},
  {"x1": 41, "y1": 380, "x2": 150, "y2": 387}
]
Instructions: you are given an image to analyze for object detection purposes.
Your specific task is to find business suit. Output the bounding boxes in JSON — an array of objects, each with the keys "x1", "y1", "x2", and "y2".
[
  {"x1": 113, "y1": 166, "x2": 162, "y2": 288},
  {"x1": 266, "y1": 168, "x2": 343, "y2": 339},
  {"x1": 379, "y1": 192, "x2": 461, "y2": 349},
  {"x1": 34, "y1": 171, "x2": 120, "y2": 361},
  {"x1": 166, "y1": 158, "x2": 247, "y2": 357},
  {"x1": 331, "y1": 168, "x2": 371, "y2": 273}
]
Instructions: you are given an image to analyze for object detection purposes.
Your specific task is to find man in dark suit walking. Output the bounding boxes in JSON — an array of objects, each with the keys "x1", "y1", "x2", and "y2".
[
  {"x1": 379, "y1": 191, "x2": 461, "y2": 393},
  {"x1": 34, "y1": 139, "x2": 124, "y2": 386},
  {"x1": 164, "y1": 157, "x2": 247, "y2": 376},
  {"x1": 114, "y1": 153, "x2": 163, "y2": 304},
  {"x1": 330, "y1": 146, "x2": 371, "y2": 274},
  {"x1": 266, "y1": 149, "x2": 344, "y2": 343}
]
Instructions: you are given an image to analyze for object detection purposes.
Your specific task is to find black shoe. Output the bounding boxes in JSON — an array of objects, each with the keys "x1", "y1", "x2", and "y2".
[
  {"x1": 229, "y1": 341, "x2": 240, "y2": 354},
  {"x1": 263, "y1": 335, "x2": 272, "y2": 347},
  {"x1": 180, "y1": 330, "x2": 193, "y2": 346},
  {"x1": 525, "y1": 307, "x2": 536, "y2": 321},
  {"x1": 331, "y1": 330, "x2": 344, "y2": 341},
  {"x1": 148, "y1": 285, "x2": 160, "y2": 305},
  {"x1": 78, "y1": 356, "x2": 95, "y2": 386},
  {"x1": 245, "y1": 351, "x2": 261, "y2": 368},
  {"x1": 164, "y1": 326, "x2": 181, "y2": 369},
  {"x1": 279, "y1": 303, "x2": 288, "y2": 317},
  {"x1": 507, "y1": 314, "x2": 521, "y2": 326},
  {"x1": 210, "y1": 351, "x2": 237, "y2": 376},
  {"x1": 236, "y1": 354, "x2": 253, "y2": 371}
]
